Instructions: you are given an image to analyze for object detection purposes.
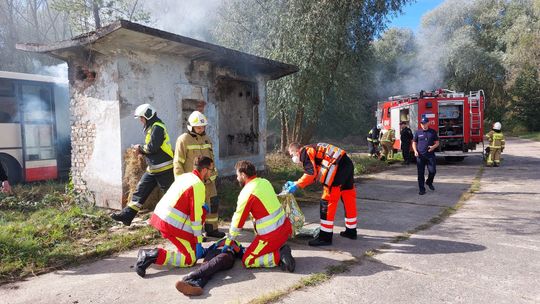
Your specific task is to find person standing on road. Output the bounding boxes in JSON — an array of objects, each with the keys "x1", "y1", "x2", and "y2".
[
  {"x1": 400, "y1": 121, "x2": 414, "y2": 165},
  {"x1": 0, "y1": 161, "x2": 12, "y2": 194},
  {"x1": 111, "y1": 104, "x2": 175, "y2": 226},
  {"x1": 367, "y1": 124, "x2": 382, "y2": 158},
  {"x1": 285, "y1": 142, "x2": 357, "y2": 246},
  {"x1": 486, "y1": 122, "x2": 505, "y2": 167},
  {"x1": 174, "y1": 111, "x2": 224, "y2": 239},
  {"x1": 412, "y1": 117, "x2": 439, "y2": 195},
  {"x1": 380, "y1": 128, "x2": 396, "y2": 161}
]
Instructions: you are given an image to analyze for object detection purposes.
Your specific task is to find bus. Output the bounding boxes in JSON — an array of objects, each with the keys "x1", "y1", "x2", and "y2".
[{"x1": 0, "y1": 71, "x2": 70, "y2": 184}]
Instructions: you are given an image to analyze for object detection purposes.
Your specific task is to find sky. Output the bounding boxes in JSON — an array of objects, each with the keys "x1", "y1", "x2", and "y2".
[{"x1": 387, "y1": 0, "x2": 445, "y2": 31}]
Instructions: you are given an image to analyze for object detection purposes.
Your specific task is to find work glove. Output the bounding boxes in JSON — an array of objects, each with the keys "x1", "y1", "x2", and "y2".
[
  {"x1": 195, "y1": 243, "x2": 207, "y2": 259},
  {"x1": 202, "y1": 203, "x2": 210, "y2": 213}
]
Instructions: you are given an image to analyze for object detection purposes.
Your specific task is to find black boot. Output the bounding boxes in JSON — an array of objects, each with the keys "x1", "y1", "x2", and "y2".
[
  {"x1": 111, "y1": 207, "x2": 138, "y2": 226},
  {"x1": 135, "y1": 248, "x2": 158, "y2": 278},
  {"x1": 279, "y1": 244, "x2": 296, "y2": 272},
  {"x1": 205, "y1": 224, "x2": 225, "y2": 238},
  {"x1": 308, "y1": 230, "x2": 333, "y2": 246},
  {"x1": 339, "y1": 228, "x2": 357, "y2": 240},
  {"x1": 175, "y1": 278, "x2": 204, "y2": 296}
]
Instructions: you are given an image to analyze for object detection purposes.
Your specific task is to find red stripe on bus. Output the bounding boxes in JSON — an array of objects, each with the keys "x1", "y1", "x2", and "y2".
[{"x1": 25, "y1": 166, "x2": 58, "y2": 182}]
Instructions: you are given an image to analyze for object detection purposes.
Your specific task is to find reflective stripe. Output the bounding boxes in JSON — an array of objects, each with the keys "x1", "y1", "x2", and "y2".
[
  {"x1": 186, "y1": 144, "x2": 212, "y2": 150},
  {"x1": 345, "y1": 217, "x2": 357, "y2": 222},
  {"x1": 177, "y1": 157, "x2": 186, "y2": 164},
  {"x1": 148, "y1": 160, "x2": 173, "y2": 171},
  {"x1": 229, "y1": 227, "x2": 242, "y2": 240},
  {"x1": 128, "y1": 201, "x2": 142, "y2": 211},
  {"x1": 145, "y1": 121, "x2": 174, "y2": 158},
  {"x1": 320, "y1": 226, "x2": 333, "y2": 232},
  {"x1": 320, "y1": 219, "x2": 334, "y2": 225},
  {"x1": 345, "y1": 223, "x2": 357, "y2": 229},
  {"x1": 155, "y1": 205, "x2": 195, "y2": 234},
  {"x1": 255, "y1": 208, "x2": 286, "y2": 235}
]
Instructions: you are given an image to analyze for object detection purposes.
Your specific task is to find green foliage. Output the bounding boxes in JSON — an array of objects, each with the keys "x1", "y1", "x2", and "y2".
[{"x1": 0, "y1": 182, "x2": 159, "y2": 284}]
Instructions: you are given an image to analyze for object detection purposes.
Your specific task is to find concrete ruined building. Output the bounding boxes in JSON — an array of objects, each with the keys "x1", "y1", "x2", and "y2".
[{"x1": 17, "y1": 20, "x2": 297, "y2": 209}]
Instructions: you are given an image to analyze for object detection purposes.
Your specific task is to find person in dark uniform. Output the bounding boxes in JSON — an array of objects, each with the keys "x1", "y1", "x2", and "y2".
[
  {"x1": 111, "y1": 104, "x2": 175, "y2": 226},
  {"x1": 399, "y1": 121, "x2": 414, "y2": 165},
  {"x1": 412, "y1": 117, "x2": 439, "y2": 195},
  {"x1": 367, "y1": 124, "x2": 382, "y2": 158}
]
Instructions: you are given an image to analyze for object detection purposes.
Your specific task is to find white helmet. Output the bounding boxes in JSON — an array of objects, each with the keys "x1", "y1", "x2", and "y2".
[
  {"x1": 493, "y1": 122, "x2": 502, "y2": 131},
  {"x1": 134, "y1": 104, "x2": 156, "y2": 120},
  {"x1": 187, "y1": 111, "x2": 208, "y2": 131},
  {"x1": 377, "y1": 123, "x2": 382, "y2": 130}
]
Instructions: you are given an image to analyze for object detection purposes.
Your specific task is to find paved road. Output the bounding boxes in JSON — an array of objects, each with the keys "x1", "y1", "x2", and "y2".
[
  {"x1": 3, "y1": 139, "x2": 535, "y2": 303},
  {"x1": 279, "y1": 137, "x2": 540, "y2": 304}
]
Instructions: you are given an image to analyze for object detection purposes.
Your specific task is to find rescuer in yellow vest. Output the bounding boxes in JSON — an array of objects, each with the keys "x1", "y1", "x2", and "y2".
[
  {"x1": 111, "y1": 103, "x2": 175, "y2": 226},
  {"x1": 174, "y1": 111, "x2": 224, "y2": 238},
  {"x1": 486, "y1": 122, "x2": 505, "y2": 167}
]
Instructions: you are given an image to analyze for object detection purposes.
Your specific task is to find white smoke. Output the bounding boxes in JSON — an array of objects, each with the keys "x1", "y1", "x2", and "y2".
[
  {"x1": 144, "y1": 0, "x2": 223, "y2": 41},
  {"x1": 32, "y1": 60, "x2": 68, "y2": 83}
]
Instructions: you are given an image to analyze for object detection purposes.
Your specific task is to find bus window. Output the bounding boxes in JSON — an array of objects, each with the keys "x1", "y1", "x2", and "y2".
[
  {"x1": 21, "y1": 84, "x2": 55, "y2": 161},
  {"x1": 0, "y1": 79, "x2": 19, "y2": 123}
]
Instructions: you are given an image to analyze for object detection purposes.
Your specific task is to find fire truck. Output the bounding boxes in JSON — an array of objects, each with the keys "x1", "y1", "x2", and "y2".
[{"x1": 376, "y1": 89, "x2": 485, "y2": 160}]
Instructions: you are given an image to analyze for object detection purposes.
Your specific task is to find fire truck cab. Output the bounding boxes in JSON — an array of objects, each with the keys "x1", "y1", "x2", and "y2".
[{"x1": 376, "y1": 89, "x2": 485, "y2": 160}]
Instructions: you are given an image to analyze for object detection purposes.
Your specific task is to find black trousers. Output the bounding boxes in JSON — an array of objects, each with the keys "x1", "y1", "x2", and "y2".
[
  {"x1": 130, "y1": 169, "x2": 174, "y2": 209},
  {"x1": 416, "y1": 154, "x2": 436, "y2": 192},
  {"x1": 189, "y1": 250, "x2": 235, "y2": 287},
  {"x1": 401, "y1": 142, "x2": 411, "y2": 164}
]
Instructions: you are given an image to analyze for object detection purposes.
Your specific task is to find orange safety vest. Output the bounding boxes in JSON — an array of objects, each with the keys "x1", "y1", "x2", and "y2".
[
  {"x1": 150, "y1": 170, "x2": 206, "y2": 243},
  {"x1": 297, "y1": 143, "x2": 346, "y2": 188}
]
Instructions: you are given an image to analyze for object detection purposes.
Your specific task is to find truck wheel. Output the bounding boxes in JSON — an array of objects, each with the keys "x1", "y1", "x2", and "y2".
[
  {"x1": 0, "y1": 153, "x2": 23, "y2": 184},
  {"x1": 444, "y1": 156, "x2": 465, "y2": 162}
]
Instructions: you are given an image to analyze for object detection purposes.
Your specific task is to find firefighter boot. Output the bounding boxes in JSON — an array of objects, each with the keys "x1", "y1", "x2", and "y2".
[
  {"x1": 204, "y1": 224, "x2": 225, "y2": 238},
  {"x1": 135, "y1": 248, "x2": 158, "y2": 278},
  {"x1": 308, "y1": 230, "x2": 333, "y2": 247},
  {"x1": 339, "y1": 228, "x2": 357, "y2": 240},
  {"x1": 279, "y1": 244, "x2": 296, "y2": 273},
  {"x1": 175, "y1": 278, "x2": 204, "y2": 296},
  {"x1": 111, "y1": 207, "x2": 138, "y2": 226}
]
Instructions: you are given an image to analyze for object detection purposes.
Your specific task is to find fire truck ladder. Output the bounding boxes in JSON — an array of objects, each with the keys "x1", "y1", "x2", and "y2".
[{"x1": 469, "y1": 90, "x2": 484, "y2": 137}]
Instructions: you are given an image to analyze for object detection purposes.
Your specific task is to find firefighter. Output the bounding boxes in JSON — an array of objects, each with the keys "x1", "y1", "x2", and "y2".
[
  {"x1": 400, "y1": 121, "x2": 414, "y2": 165},
  {"x1": 412, "y1": 117, "x2": 439, "y2": 195},
  {"x1": 175, "y1": 238, "x2": 244, "y2": 296},
  {"x1": 380, "y1": 128, "x2": 396, "y2": 161},
  {"x1": 486, "y1": 122, "x2": 505, "y2": 167},
  {"x1": 174, "y1": 111, "x2": 224, "y2": 239},
  {"x1": 285, "y1": 142, "x2": 357, "y2": 246},
  {"x1": 0, "y1": 161, "x2": 12, "y2": 194},
  {"x1": 222, "y1": 160, "x2": 295, "y2": 272},
  {"x1": 367, "y1": 124, "x2": 382, "y2": 158},
  {"x1": 111, "y1": 104, "x2": 175, "y2": 226},
  {"x1": 134, "y1": 156, "x2": 214, "y2": 277}
]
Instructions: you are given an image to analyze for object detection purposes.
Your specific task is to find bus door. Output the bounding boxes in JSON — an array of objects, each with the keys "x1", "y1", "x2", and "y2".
[{"x1": 20, "y1": 83, "x2": 58, "y2": 181}]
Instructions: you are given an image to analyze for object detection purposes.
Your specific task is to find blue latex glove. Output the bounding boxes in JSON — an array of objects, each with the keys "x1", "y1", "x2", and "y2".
[
  {"x1": 286, "y1": 181, "x2": 298, "y2": 194},
  {"x1": 284, "y1": 181, "x2": 295, "y2": 189},
  {"x1": 221, "y1": 244, "x2": 233, "y2": 253},
  {"x1": 196, "y1": 243, "x2": 207, "y2": 259},
  {"x1": 202, "y1": 203, "x2": 210, "y2": 213}
]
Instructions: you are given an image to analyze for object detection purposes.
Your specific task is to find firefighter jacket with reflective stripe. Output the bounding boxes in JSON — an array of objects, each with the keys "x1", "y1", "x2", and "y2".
[
  {"x1": 226, "y1": 177, "x2": 286, "y2": 245},
  {"x1": 367, "y1": 127, "x2": 380, "y2": 143},
  {"x1": 150, "y1": 170, "x2": 206, "y2": 243},
  {"x1": 296, "y1": 143, "x2": 346, "y2": 188},
  {"x1": 174, "y1": 131, "x2": 218, "y2": 198},
  {"x1": 139, "y1": 118, "x2": 174, "y2": 174},
  {"x1": 486, "y1": 130, "x2": 505, "y2": 149},
  {"x1": 381, "y1": 129, "x2": 396, "y2": 143}
]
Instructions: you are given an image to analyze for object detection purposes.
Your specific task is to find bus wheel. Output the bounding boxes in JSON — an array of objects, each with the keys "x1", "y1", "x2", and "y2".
[
  {"x1": 444, "y1": 156, "x2": 465, "y2": 162},
  {"x1": 0, "y1": 154, "x2": 22, "y2": 184}
]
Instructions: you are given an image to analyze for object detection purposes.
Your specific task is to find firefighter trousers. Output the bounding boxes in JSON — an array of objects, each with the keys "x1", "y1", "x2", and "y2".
[
  {"x1": 205, "y1": 196, "x2": 220, "y2": 232},
  {"x1": 381, "y1": 142, "x2": 394, "y2": 160},
  {"x1": 487, "y1": 148, "x2": 502, "y2": 166},
  {"x1": 155, "y1": 232, "x2": 197, "y2": 268},
  {"x1": 243, "y1": 219, "x2": 291, "y2": 268},
  {"x1": 128, "y1": 170, "x2": 174, "y2": 211},
  {"x1": 368, "y1": 141, "x2": 379, "y2": 156},
  {"x1": 417, "y1": 154, "x2": 436, "y2": 192},
  {"x1": 320, "y1": 155, "x2": 358, "y2": 233}
]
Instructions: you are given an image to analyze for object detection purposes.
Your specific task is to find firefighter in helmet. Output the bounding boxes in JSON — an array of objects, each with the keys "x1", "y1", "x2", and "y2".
[
  {"x1": 380, "y1": 128, "x2": 396, "y2": 161},
  {"x1": 367, "y1": 124, "x2": 382, "y2": 158},
  {"x1": 173, "y1": 111, "x2": 224, "y2": 238},
  {"x1": 285, "y1": 142, "x2": 358, "y2": 246},
  {"x1": 111, "y1": 103, "x2": 175, "y2": 226},
  {"x1": 486, "y1": 122, "x2": 505, "y2": 167}
]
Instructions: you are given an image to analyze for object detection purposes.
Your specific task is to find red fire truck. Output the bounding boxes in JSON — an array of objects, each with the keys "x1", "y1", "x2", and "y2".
[{"x1": 376, "y1": 89, "x2": 485, "y2": 160}]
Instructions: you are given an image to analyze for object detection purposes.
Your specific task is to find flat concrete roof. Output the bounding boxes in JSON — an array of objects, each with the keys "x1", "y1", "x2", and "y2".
[{"x1": 16, "y1": 20, "x2": 298, "y2": 80}]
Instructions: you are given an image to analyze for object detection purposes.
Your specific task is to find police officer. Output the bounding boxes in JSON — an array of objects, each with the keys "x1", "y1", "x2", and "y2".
[
  {"x1": 412, "y1": 117, "x2": 439, "y2": 195},
  {"x1": 400, "y1": 121, "x2": 414, "y2": 165},
  {"x1": 111, "y1": 104, "x2": 175, "y2": 226}
]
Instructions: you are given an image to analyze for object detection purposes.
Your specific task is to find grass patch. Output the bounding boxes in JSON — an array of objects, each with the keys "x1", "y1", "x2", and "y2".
[
  {"x1": 349, "y1": 154, "x2": 389, "y2": 175},
  {"x1": 518, "y1": 132, "x2": 540, "y2": 141},
  {"x1": 0, "y1": 182, "x2": 160, "y2": 285}
]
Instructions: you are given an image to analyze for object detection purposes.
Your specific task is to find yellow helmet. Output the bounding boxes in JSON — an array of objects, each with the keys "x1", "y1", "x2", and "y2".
[{"x1": 187, "y1": 111, "x2": 208, "y2": 131}]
